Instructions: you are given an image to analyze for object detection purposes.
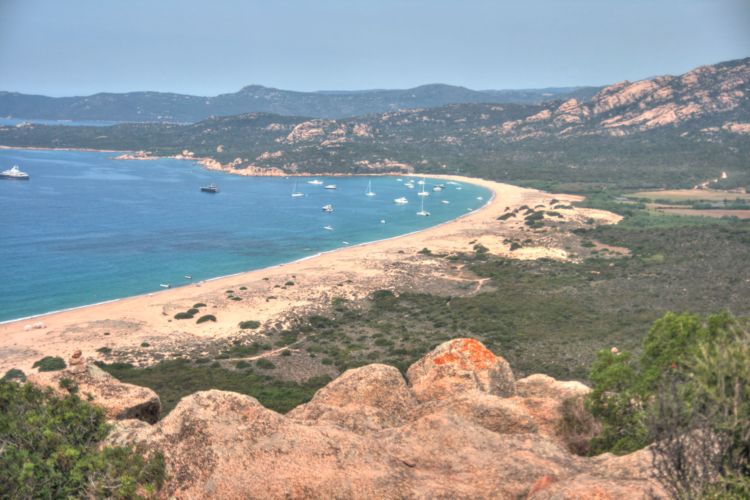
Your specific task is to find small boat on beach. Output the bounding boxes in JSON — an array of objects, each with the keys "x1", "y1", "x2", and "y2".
[
  {"x1": 200, "y1": 184, "x2": 219, "y2": 193},
  {"x1": 324, "y1": 184, "x2": 337, "y2": 190},
  {"x1": 322, "y1": 204, "x2": 334, "y2": 213},
  {"x1": 1, "y1": 165, "x2": 29, "y2": 180},
  {"x1": 394, "y1": 197, "x2": 409, "y2": 204}
]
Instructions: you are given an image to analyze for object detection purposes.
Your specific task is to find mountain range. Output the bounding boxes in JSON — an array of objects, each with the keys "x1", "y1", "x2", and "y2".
[
  {"x1": 0, "y1": 85, "x2": 599, "y2": 122},
  {"x1": 1, "y1": 57, "x2": 748, "y2": 190}
]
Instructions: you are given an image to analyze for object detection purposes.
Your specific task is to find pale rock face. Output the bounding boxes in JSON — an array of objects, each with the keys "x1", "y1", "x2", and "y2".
[
  {"x1": 525, "y1": 109, "x2": 552, "y2": 123},
  {"x1": 109, "y1": 390, "x2": 410, "y2": 499},
  {"x1": 285, "y1": 120, "x2": 330, "y2": 143},
  {"x1": 288, "y1": 363, "x2": 418, "y2": 433},
  {"x1": 101, "y1": 339, "x2": 666, "y2": 499},
  {"x1": 406, "y1": 338, "x2": 516, "y2": 402},
  {"x1": 516, "y1": 373, "x2": 591, "y2": 401},
  {"x1": 28, "y1": 363, "x2": 160, "y2": 423}
]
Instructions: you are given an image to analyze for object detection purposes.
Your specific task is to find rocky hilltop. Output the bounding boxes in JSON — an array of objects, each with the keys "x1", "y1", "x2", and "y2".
[{"x1": 40, "y1": 339, "x2": 666, "y2": 498}]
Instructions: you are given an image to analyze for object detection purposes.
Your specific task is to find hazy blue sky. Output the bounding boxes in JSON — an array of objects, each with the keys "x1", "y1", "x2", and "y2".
[{"x1": 0, "y1": 0, "x2": 748, "y2": 96}]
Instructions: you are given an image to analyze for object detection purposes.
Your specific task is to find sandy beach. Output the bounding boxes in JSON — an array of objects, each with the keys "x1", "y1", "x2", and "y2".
[{"x1": 0, "y1": 175, "x2": 620, "y2": 373}]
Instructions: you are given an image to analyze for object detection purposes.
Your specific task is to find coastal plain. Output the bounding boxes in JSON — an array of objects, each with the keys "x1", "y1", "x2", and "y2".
[{"x1": 0, "y1": 175, "x2": 620, "y2": 373}]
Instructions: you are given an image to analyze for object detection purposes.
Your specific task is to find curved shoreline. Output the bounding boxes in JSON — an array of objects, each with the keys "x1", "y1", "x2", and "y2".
[
  {"x1": 0, "y1": 169, "x2": 492, "y2": 325},
  {"x1": 0, "y1": 168, "x2": 602, "y2": 373}
]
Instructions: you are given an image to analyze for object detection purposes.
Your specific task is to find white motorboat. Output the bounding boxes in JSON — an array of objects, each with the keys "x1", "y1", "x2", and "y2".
[
  {"x1": 322, "y1": 204, "x2": 334, "y2": 213},
  {"x1": 1, "y1": 165, "x2": 29, "y2": 180},
  {"x1": 324, "y1": 184, "x2": 337, "y2": 190},
  {"x1": 394, "y1": 197, "x2": 409, "y2": 204},
  {"x1": 308, "y1": 179, "x2": 324, "y2": 185}
]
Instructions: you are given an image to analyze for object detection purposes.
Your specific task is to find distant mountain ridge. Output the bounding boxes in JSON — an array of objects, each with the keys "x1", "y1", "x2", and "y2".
[
  {"x1": 0, "y1": 84, "x2": 599, "y2": 122},
  {"x1": 1, "y1": 57, "x2": 747, "y2": 189}
]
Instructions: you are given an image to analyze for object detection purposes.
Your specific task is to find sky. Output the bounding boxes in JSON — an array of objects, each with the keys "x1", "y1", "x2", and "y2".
[{"x1": 0, "y1": 0, "x2": 748, "y2": 96}]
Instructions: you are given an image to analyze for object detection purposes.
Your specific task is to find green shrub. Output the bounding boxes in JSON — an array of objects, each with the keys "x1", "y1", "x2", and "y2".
[
  {"x1": 0, "y1": 380, "x2": 165, "y2": 498},
  {"x1": 285, "y1": 281, "x2": 295, "y2": 286},
  {"x1": 497, "y1": 212, "x2": 514, "y2": 221},
  {"x1": 192, "y1": 303, "x2": 207, "y2": 308},
  {"x1": 509, "y1": 242, "x2": 522, "y2": 251},
  {"x1": 32, "y1": 356, "x2": 66, "y2": 372},
  {"x1": 230, "y1": 296, "x2": 242, "y2": 301},
  {"x1": 96, "y1": 347, "x2": 112, "y2": 355},
  {"x1": 140, "y1": 342, "x2": 150, "y2": 348},
  {"x1": 256, "y1": 359, "x2": 276, "y2": 370},
  {"x1": 281, "y1": 350, "x2": 292, "y2": 357},
  {"x1": 239, "y1": 286, "x2": 247, "y2": 291},
  {"x1": 587, "y1": 311, "x2": 744, "y2": 456},
  {"x1": 174, "y1": 311, "x2": 194, "y2": 320},
  {"x1": 2, "y1": 368, "x2": 26, "y2": 381},
  {"x1": 58, "y1": 377, "x2": 79, "y2": 394},
  {"x1": 186, "y1": 308, "x2": 200, "y2": 315},
  {"x1": 196, "y1": 314, "x2": 217, "y2": 324},
  {"x1": 234, "y1": 360, "x2": 252, "y2": 369},
  {"x1": 239, "y1": 320, "x2": 261, "y2": 330},
  {"x1": 418, "y1": 247, "x2": 432, "y2": 255}
]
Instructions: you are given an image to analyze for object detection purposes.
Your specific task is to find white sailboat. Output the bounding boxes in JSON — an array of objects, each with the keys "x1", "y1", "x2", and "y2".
[
  {"x1": 416, "y1": 195, "x2": 430, "y2": 216},
  {"x1": 417, "y1": 177, "x2": 429, "y2": 197},
  {"x1": 365, "y1": 180, "x2": 375, "y2": 197},
  {"x1": 291, "y1": 180, "x2": 304, "y2": 197}
]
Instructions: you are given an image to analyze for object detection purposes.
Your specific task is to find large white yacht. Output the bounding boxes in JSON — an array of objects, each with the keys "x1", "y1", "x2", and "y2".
[{"x1": 1, "y1": 165, "x2": 29, "y2": 180}]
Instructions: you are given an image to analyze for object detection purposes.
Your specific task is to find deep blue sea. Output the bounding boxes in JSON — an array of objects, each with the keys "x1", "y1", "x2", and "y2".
[{"x1": 0, "y1": 148, "x2": 490, "y2": 322}]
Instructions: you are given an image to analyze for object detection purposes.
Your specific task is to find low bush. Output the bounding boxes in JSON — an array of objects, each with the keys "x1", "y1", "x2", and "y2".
[
  {"x1": 256, "y1": 359, "x2": 276, "y2": 370},
  {"x1": 96, "y1": 347, "x2": 112, "y2": 355},
  {"x1": 32, "y1": 356, "x2": 66, "y2": 372},
  {"x1": 196, "y1": 314, "x2": 217, "y2": 324},
  {"x1": 99, "y1": 360, "x2": 330, "y2": 415},
  {"x1": 192, "y1": 302, "x2": 206, "y2": 308},
  {"x1": 174, "y1": 311, "x2": 194, "y2": 320},
  {"x1": 557, "y1": 396, "x2": 601, "y2": 456},
  {"x1": 239, "y1": 320, "x2": 261, "y2": 329},
  {"x1": 2, "y1": 368, "x2": 26, "y2": 381}
]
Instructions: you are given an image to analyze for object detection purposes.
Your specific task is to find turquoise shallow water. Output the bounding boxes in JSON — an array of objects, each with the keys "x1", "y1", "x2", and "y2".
[{"x1": 0, "y1": 149, "x2": 491, "y2": 322}]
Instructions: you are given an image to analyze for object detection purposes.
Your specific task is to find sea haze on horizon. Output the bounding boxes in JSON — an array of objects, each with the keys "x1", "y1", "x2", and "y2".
[{"x1": 0, "y1": 149, "x2": 490, "y2": 322}]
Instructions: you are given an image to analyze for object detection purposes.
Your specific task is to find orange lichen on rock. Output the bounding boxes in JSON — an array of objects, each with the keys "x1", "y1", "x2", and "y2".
[
  {"x1": 407, "y1": 338, "x2": 516, "y2": 401},
  {"x1": 432, "y1": 338, "x2": 497, "y2": 370}
]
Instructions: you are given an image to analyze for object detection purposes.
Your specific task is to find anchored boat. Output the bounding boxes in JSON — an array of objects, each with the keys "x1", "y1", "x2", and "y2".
[{"x1": 1, "y1": 165, "x2": 29, "y2": 180}]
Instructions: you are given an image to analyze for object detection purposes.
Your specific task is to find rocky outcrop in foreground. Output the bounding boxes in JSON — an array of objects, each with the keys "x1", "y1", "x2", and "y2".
[
  {"x1": 29, "y1": 352, "x2": 161, "y2": 423},
  {"x1": 105, "y1": 338, "x2": 665, "y2": 498}
]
